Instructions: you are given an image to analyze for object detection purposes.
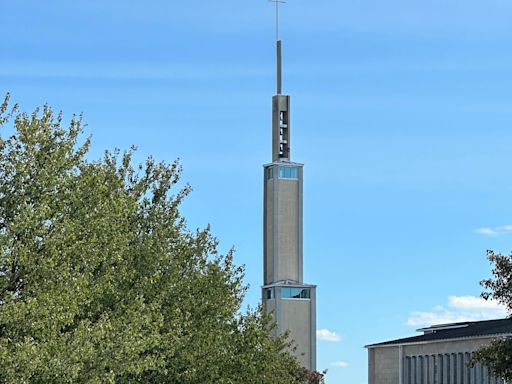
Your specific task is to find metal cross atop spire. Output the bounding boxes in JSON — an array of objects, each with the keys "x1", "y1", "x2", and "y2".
[{"x1": 269, "y1": 0, "x2": 286, "y2": 41}]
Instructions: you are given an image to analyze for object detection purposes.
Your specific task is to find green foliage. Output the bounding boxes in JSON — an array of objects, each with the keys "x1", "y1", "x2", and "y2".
[
  {"x1": 471, "y1": 250, "x2": 512, "y2": 381},
  {"x1": 481, "y1": 250, "x2": 512, "y2": 314},
  {"x1": 471, "y1": 338, "x2": 512, "y2": 381},
  {"x1": 0, "y1": 94, "x2": 323, "y2": 383}
]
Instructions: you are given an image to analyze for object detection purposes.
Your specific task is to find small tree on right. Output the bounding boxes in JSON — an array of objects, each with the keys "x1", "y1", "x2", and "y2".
[{"x1": 471, "y1": 250, "x2": 512, "y2": 380}]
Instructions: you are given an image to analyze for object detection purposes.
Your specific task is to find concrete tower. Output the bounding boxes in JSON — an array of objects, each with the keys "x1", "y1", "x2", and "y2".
[{"x1": 262, "y1": 38, "x2": 317, "y2": 371}]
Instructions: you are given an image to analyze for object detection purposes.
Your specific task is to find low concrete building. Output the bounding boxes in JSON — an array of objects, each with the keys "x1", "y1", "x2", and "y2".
[{"x1": 366, "y1": 318, "x2": 512, "y2": 384}]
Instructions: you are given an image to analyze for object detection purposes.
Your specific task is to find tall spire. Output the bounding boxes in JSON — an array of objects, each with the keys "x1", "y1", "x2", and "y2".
[
  {"x1": 269, "y1": 0, "x2": 285, "y2": 94},
  {"x1": 277, "y1": 40, "x2": 282, "y2": 95},
  {"x1": 269, "y1": 0, "x2": 289, "y2": 161},
  {"x1": 263, "y1": 0, "x2": 317, "y2": 371}
]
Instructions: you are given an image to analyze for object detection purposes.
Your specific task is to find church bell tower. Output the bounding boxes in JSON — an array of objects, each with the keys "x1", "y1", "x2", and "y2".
[{"x1": 262, "y1": 36, "x2": 317, "y2": 371}]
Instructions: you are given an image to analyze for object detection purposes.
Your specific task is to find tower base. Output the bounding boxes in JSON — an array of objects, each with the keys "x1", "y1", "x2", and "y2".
[{"x1": 262, "y1": 281, "x2": 317, "y2": 371}]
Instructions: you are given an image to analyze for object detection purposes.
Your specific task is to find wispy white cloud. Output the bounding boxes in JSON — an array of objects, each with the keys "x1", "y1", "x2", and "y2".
[
  {"x1": 475, "y1": 225, "x2": 512, "y2": 237},
  {"x1": 316, "y1": 329, "x2": 342, "y2": 342},
  {"x1": 331, "y1": 361, "x2": 349, "y2": 368},
  {"x1": 406, "y1": 295, "x2": 507, "y2": 327},
  {"x1": 448, "y1": 295, "x2": 504, "y2": 310}
]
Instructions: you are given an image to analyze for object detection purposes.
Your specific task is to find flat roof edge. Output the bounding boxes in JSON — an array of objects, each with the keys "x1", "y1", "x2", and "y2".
[{"x1": 365, "y1": 333, "x2": 512, "y2": 349}]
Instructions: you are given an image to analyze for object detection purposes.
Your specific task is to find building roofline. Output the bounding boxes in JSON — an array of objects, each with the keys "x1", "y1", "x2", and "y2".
[
  {"x1": 365, "y1": 318, "x2": 512, "y2": 348},
  {"x1": 365, "y1": 332, "x2": 512, "y2": 349}
]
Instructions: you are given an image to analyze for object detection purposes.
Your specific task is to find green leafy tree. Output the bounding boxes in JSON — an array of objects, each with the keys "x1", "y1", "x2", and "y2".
[
  {"x1": 0, "y1": 95, "x2": 324, "y2": 384},
  {"x1": 471, "y1": 250, "x2": 512, "y2": 381}
]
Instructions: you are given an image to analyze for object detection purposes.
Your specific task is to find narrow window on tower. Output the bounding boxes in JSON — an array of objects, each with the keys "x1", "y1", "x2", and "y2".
[
  {"x1": 267, "y1": 167, "x2": 274, "y2": 180},
  {"x1": 282, "y1": 288, "x2": 310, "y2": 299},
  {"x1": 280, "y1": 111, "x2": 288, "y2": 127},
  {"x1": 265, "y1": 288, "x2": 275, "y2": 299},
  {"x1": 279, "y1": 110, "x2": 289, "y2": 158},
  {"x1": 278, "y1": 166, "x2": 298, "y2": 179}
]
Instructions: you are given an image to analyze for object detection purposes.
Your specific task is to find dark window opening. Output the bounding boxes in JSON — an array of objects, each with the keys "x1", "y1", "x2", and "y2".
[{"x1": 282, "y1": 288, "x2": 311, "y2": 299}]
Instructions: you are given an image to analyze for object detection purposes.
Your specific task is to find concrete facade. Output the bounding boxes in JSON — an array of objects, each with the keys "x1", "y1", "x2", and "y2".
[
  {"x1": 280, "y1": 289, "x2": 316, "y2": 368},
  {"x1": 368, "y1": 335, "x2": 508, "y2": 384},
  {"x1": 368, "y1": 345, "x2": 400, "y2": 384},
  {"x1": 263, "y1": 283, "x2": 317, "y2": 369},
  {"x1": 261, "y1": 40, "x2": 316, "y2": 372},
  {"x1": 263, "y1": 166, "x2": 302, "y2": 284}
]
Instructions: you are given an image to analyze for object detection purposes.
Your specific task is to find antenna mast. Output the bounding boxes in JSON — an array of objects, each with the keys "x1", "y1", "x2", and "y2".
[{"x1": 269, "y1": 0, "x2": 286, "y2": 94}]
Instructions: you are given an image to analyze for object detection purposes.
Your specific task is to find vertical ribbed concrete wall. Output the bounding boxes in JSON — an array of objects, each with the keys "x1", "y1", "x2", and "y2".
[
  {"x1": 402, "y1": 352, "x2": 502, "y2": 384},
  {"x1": 368, "y1": 338, "x2": 505, "y2": 384}
]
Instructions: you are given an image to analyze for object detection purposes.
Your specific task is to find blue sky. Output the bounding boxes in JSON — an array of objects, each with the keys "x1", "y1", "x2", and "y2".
[{"x1": 3, "y1": 1, "x2": 512, "y2": 382}]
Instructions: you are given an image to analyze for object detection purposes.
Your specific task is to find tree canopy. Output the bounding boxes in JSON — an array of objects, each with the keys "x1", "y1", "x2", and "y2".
[
  {"x1": 471, "y1": 250, "x2": 512, "y2": 381},
  {"x1": 0, "y1": 95, "x2": 323, "y2": 383}
]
